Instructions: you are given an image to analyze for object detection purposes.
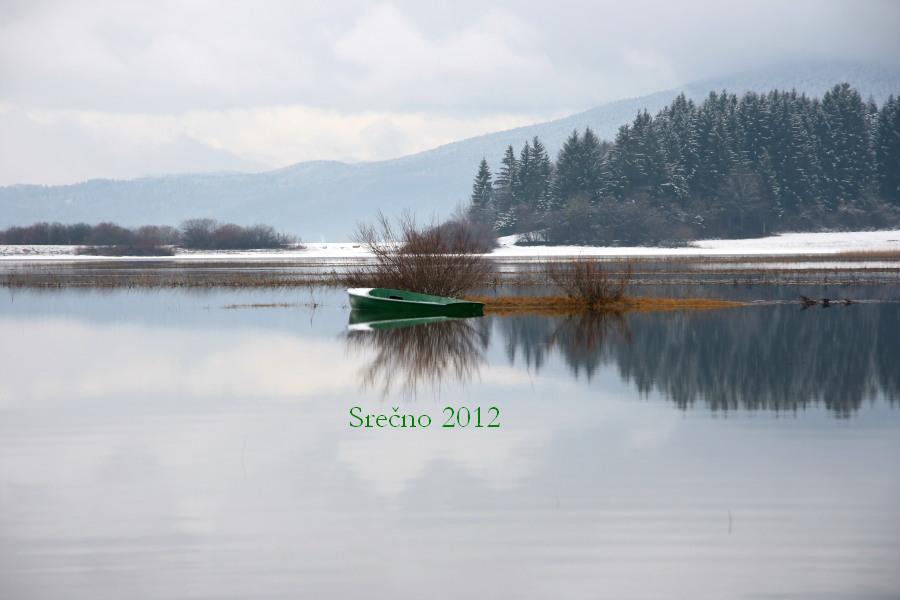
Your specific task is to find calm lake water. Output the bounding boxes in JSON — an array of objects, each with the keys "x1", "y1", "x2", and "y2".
[{"x1": 1, "y1": 286, "x2": 899, "y2": 599}]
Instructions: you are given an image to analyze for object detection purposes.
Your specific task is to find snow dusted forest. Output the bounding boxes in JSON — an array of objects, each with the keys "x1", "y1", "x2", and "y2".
[{"x1": 469, "y1": 84, "x2": 900, "y2": 244}]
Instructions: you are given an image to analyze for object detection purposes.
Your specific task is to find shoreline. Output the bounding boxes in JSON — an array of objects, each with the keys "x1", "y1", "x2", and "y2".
[{"x1": 1, "y1": 229, "x2": 900, "y2": 262}]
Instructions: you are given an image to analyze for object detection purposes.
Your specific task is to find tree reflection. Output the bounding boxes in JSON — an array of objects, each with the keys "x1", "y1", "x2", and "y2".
[
  {"x1": 499, "y1": 305, "x2": 900, "y2": 417},
  {"x1": 345, "y1": 316, "x2": 489, "y2": 397},
  {"x1": 546, "y1": 311, "x2": 632, "y2": 380},
  {"x1": 497, "y1": 311, "x2": 631, "y2": 379},
  {"x1": 346, "y1": 304, "x2": 899, "y2": 416}
]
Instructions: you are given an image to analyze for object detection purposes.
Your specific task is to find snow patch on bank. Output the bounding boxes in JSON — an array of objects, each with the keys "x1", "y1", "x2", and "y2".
[
  {"x1": 492, "y1": 230, "x2": 900, "y2": 257},
  {"x1": 1, "y1": 230, "x2": 899, "y2": 261}
]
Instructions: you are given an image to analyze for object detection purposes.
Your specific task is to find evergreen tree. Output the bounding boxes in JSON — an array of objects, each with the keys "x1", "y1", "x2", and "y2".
[
  {"x1": 552, "y1": 130, "x2": 582, "y2": 206},
  {"x1": 819, "y1": 83, "x2": 872, "y2": 203},
  {"x1": 656, "y1": 114, "x2": 689, "y2": 201},
  {"x1": 530, "y1": 136, "x2": 553, "y2": 210},
  {"x1": 552, "y1": 128, "x2": 607, "y2": 203},
  {"x1": 493, "y1": 145, "x2": 519, "y2": 232},
  {"x1": 693, "y1": 91, "x2": 738, "y2": 196},
  {"x1": 737, "y1": 91, "x2": 768, "y2": 166},
  {"x1": 473, "y1": 83, "x2": 894, "y2": 243},
  {"x1": 876, "y1": 96, "x2": 900, "y2": 205},
  {"x1": 495, "y1": 145, "x2": 518, "y2": 195},
  {"x1": 469, "y1": 158, "x2": 493, "y2": 223},
  {"x1": 601, "y1": 124, "x2": 632, "y2": 199},
  {"x1": 659, "y1": 94, "x2": 698, "y2": 201},
  {"x1": 579, "y1": 128, "x2": 605, "y2": 199},
  {"x1": 515, "y1": 141, "x2": 533, "y2": 203}
]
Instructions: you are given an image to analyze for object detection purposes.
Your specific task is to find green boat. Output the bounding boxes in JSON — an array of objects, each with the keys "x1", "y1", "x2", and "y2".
[{"x1": 347, "y1": 287, "x2": 484, "y2": 318}]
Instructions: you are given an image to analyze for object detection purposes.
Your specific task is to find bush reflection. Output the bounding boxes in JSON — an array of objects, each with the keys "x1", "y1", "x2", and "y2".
[{"x1": 346, "y1": 315, "x2": 490, "y2": 396}]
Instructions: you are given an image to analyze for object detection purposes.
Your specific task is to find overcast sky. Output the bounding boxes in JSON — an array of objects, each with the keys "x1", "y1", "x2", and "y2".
[{"x1": 1, "y1": 0, "x2": 899, "y2": 185}]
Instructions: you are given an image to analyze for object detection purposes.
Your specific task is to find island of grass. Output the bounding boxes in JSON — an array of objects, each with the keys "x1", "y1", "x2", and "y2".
[
  {"x1": 466, "y1": 294, "x2": 744, "y2": 315},
  {"x1": 466, "y1": 258, "x2": 743, "y2": 315}
]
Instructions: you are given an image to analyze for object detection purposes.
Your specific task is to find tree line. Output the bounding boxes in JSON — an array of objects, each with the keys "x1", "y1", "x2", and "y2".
[
  {"x1": 469, "y1": 83, "x2": 900, "y2": 243},
  {"x1": 0, "y1": 219, "x2": 296, "y2": 250}
]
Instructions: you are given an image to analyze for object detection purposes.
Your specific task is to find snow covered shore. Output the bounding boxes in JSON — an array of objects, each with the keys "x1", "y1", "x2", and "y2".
[
  {"x1": 1, "y1": 230, "x2": 899, "y2": 261},
  {"x1": 492, "y1": 230, "x2": 900, "y2": 257}
]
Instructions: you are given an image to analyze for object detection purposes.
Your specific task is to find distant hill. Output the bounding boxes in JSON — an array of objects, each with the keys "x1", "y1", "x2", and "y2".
[{"x1": 2, "y1": 62, "x2": 898, "y2": 240}]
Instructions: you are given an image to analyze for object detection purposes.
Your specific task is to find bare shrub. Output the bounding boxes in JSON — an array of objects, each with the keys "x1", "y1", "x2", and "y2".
[
  {"x1": 0, "y1": 222, "x2": 93, "y2": 245},
  {"x1": 179, "y1": 218, "x2": 215, "y2": 248},
  {"x1": 545, "y1": 258, "x2": 632, "y2": 309},
  {"x1": 134, "y1": 225, "x2": 180, "y2": 246},
  {"x1": 343, "y1": 212, "x2": 491, "y2": 297},
  {"x1": 2, "y1": 219, "x2": 297, "y2": 252},
  {"x1": 180, "y1": 219, "x2": 296, "y2": 249},
  {"x1": 86, "y1": 222, "x2": 135, "y2": 246}
]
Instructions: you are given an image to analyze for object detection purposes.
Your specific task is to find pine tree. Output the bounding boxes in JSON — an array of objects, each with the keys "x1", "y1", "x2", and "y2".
[
  {"x1": 737, "y1": 91, "x2": 766, "y2": 165},
  {"x1": 579, "y1": 128, "x2": 605, "y2": 199},
  {"x1": 474, "y1": 83, "x2": 891, "y2": 243},
  {"x1": 876, "y1": 95, "x2": 900, "y2": 204},
  {"x1": 693, "y1": 91, "x2": 738, "y2": 196},
  {"x1": 552, "y1": 130, "x2": 582, "y2": 206},
  {"x1": 661, "y1": 94, "x2": 698, "y2": 201},
  {"x1": 495, "y1": 145, "x2": 518, "y2": 194},
  {"x1": 530, "y1": 136, "x2": 553, "y2": 210},
  {"x1": 469, "y1": 158, "x2": 494, "y2": 223},
  {"x1": 656, "y1": 114, "x2": 689, "y2": 201},
  {"x1": 515, "y1": 141, "x2": 533, "y2": 203},
  {"x1": 493, "y1": 145, "x2": 519, "y2": 232},
  {"x1": 601, "y1": 124, "x2": 632, "y2": 199},
  {"x1": 819, "y1": 83, "x2": 872, "y2": 203}
]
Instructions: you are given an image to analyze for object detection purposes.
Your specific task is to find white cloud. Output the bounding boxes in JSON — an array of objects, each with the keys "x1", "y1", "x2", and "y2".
[
  {"x1": 338, "y1": 427, "x2": 548, "y2": 496},
  {"x1": 0, "y1": 0, "x2": 898, "y2": 183},
  {"x1": 0, "y1": 103, "x2": 554, "y2": 183},
  {"x1": 0, "y1": 317, "x2": 358, "y2": 403},
  {"x1": 331, "y1": 4, "x2": 552, "y2": 110}
]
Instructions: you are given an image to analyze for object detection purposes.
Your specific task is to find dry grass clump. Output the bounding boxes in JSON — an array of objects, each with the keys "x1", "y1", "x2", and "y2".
[
  {"x1": 0, "y1": 264, "x2": 332, "y2": 288},
  {"x1": 341, "y1": 213, "x2": 491, "y2": 297},
  {"x1": 833, "y1": 249, "x2": 900, "y2": 260},
  {"x1": 76, "y1": 244, "x2": 175, "y2": 256},
  {"x1": 544, "y1": 258, "x2": 632, "y2": 309}
]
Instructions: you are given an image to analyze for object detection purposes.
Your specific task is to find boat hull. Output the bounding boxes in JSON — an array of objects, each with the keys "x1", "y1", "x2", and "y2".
[{"x1": 348, "y1": 287, "x2": 484, "y2": 318}]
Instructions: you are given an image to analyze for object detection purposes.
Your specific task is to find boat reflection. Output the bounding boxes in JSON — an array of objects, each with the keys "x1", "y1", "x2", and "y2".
[{"x1": 346, "y1": 312, "x2": 489, "y2": 396}]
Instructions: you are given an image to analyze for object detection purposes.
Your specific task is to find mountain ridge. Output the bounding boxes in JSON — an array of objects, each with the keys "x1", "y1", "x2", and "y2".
[{"x1": 2, "y1": 62, "x2": 898, "y2": 239}]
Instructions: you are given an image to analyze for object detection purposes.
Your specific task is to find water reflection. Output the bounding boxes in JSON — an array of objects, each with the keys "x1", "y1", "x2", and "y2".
[
  {"x1": 500, "y1": 305, "x2": 900, "y2": 416},
  {"x1": 2, "y1": 288, "x2": 899, "y2": 599},
  {"x1": 345, "y1": 313, "x2": 490, "y2": 396},
  {"x1": 346, "y1": 303, "x2": 899, "y2": 415},
  {"x1": 546, "y1": 311, "x2": 631, "y2": 379}
]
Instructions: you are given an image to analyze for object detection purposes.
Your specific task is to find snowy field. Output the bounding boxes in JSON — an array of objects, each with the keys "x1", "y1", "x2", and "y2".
[
  {"x1": 492, "y1": 230, "x2": 900, "y2": 258},
  {"x1": 1, "y1": 229, "x2": 899, "y2": 261}
]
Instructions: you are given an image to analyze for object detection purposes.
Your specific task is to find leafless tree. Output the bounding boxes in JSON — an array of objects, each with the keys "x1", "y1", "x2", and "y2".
[
  {"x1": 544, "y1": 258, "x2": 632, "y2": 309},
  {"x1": 343, "y1": 212, "x2": 491, "y2": 297}
]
